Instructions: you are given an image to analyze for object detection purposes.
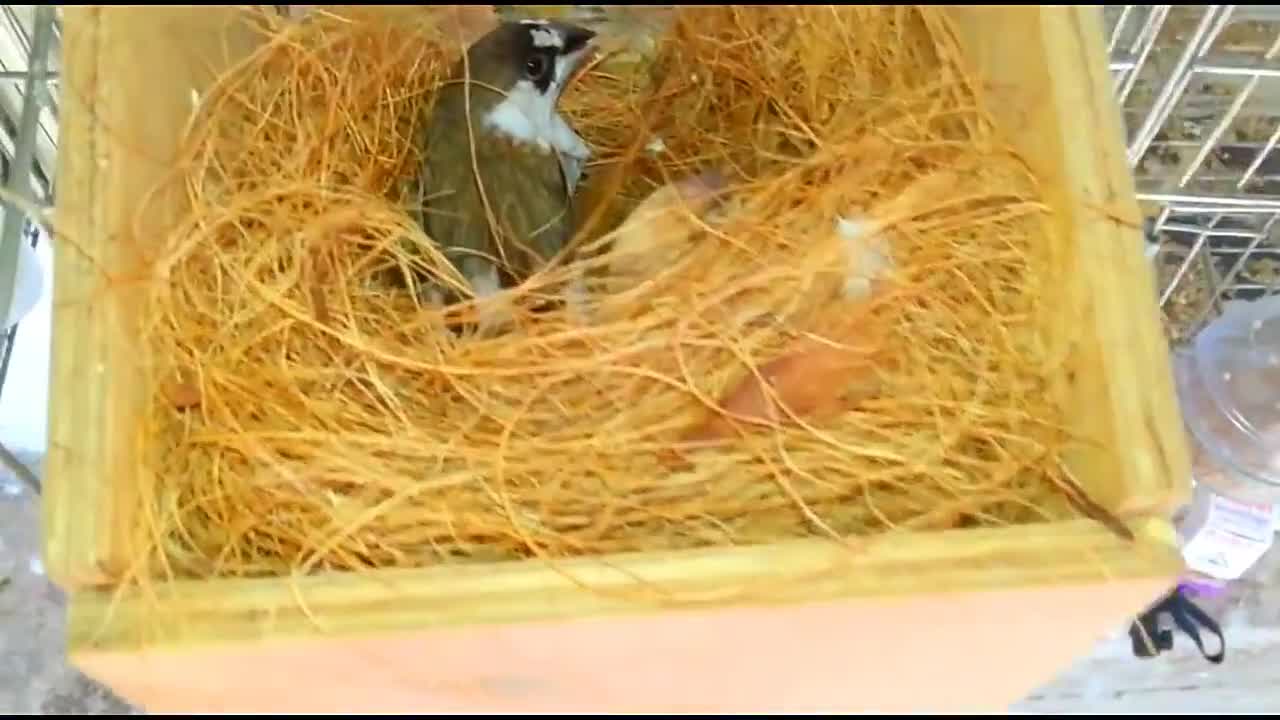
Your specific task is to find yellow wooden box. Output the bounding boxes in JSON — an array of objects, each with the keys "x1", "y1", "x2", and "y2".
[{"x1": 44, "y1": 5, "x2": 1190, "y2": 713}]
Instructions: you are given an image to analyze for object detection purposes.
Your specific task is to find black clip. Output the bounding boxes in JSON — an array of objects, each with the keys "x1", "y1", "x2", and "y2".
[{"x1": 1129, "y1": 585, "x2": 1225, "y2": 664}]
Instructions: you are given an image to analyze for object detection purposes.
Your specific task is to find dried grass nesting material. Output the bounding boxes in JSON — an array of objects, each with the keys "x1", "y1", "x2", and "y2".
[{"x1": 132, "y1": 5, "x2": 1100, "y2": 583}]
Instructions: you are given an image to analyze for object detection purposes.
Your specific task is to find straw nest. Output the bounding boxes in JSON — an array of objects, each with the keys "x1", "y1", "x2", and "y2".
[{"x1": 134, "y1": 5, "x2": 1104, "y2": 582}]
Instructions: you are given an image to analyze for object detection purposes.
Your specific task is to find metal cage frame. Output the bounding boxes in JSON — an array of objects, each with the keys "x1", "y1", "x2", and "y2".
[{"x1": 1108, "y1": 5, "x2": 1280, "y2": 343}]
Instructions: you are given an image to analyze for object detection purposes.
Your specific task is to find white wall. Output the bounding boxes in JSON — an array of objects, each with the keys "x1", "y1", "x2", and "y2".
[{"x1": 0, "y1": 226, "x2": 51, "y2": 453}]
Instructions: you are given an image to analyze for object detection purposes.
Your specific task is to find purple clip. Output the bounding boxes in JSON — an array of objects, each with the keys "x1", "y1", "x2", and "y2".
[{"x1": 1178, "y1": 577, "x2": 1227, "y2": 598}]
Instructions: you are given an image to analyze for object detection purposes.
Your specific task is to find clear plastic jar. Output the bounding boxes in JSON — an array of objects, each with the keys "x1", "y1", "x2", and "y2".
[
  {"x1": 1175, "y1": 295, "x2": 1280, "y2": 503},
  {"x1": 1172, "y1": 295, "x2": 1280, "y2": 594}
]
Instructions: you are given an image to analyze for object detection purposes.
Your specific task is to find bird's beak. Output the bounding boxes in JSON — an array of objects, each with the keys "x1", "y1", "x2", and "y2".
[
  {"x1": 550, "y1": 22, "x2": 598, "y2": 88},
  {"x1": 555, "y1": 22, "x2": 597, "y2": 57}
]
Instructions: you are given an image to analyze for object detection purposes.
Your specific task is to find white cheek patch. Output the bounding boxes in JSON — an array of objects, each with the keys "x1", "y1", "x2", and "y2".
[
  {"x1": 552, "y1": 51, "x2": 581, "y2": 88},
  {"x1": 483, "y1": 78, "x2": 589, "y2": 162},
  {"x1": 482, "y1": 60, "x2": 593, "y2": 192},
  {"x1": 484, "y1": 79, "x2": 551, "y2": 149},
  {"x1": 519, "y1": 18, "x2": 550, "y2": 26},
  {"x1": 530, "y1": 27, "x2": 563, "y2": 48},
  {"x1": 549, "y1": 45, "x2": 592, "y2": 107}
]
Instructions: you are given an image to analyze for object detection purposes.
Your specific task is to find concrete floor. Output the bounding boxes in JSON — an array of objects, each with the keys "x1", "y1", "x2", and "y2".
[
  {"x1": 3, "y1": 461, "x2": 1277, "y2": 714},
  {"x1": 0, "y1": 476, "x2": 135, "y2": 714},
  {"x1": 1017, "y1": 558, "x2": 1280, "y2": 713}
]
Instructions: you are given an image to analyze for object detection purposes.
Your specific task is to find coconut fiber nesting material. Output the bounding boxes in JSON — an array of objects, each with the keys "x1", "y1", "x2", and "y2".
[{"x1": 128, "y1": 5, "x2": 1109, "y2": 582}]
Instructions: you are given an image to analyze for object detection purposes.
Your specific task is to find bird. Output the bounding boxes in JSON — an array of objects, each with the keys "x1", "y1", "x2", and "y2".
[{"x1": 411, "y1": 18, "x2": 597, "y2": 334}]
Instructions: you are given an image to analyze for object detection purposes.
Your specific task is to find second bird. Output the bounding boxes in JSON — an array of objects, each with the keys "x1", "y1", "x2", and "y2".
[{"x1": 413, "y1": 19, "x2": 597, "y2": 331}]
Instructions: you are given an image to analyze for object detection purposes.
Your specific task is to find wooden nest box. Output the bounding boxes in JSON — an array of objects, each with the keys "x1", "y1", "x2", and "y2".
[{"x1": 44, "y1": 5, "x2": 1189, "y2": 713}]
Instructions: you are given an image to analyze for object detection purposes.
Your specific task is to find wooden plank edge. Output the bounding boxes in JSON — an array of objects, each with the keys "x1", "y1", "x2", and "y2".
[
  {"x1": 67, "y1": 574, "x2": 1175, "y2": 713},
  {"x1": 67, "y1": 518, "x2": 1182, "y2": 652},
  {"x1": 45, "y1": 5, "x2": 267, "y2": 591},
  {"x1": 43, "y1": 5, "x2": 121, "y2": 589},
  {"x1": 1036, "y1": 6, "x2": 1191, "y2": 515}
]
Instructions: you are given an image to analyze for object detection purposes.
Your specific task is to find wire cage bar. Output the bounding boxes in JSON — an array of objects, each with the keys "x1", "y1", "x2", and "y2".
[{"x1": 1107, "y1": 5, "x2": 1280, "y2": 345}]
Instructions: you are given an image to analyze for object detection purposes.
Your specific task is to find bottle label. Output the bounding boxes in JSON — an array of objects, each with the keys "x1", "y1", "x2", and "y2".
[{"x1": 1181, "y1": 493, "x2": 1276, "y2": 580}]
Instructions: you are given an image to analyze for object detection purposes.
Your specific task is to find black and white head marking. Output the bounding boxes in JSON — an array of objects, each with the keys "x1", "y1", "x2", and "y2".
[
  {"x1": 520, "y1": 18, "x2": 565, "y2": 52},
  {"x1": 508, "y1": 19, "x2": 594, "y2": 95},
  {"x1": 481, "y1": 20, "x2": 596, "y2": 174}
]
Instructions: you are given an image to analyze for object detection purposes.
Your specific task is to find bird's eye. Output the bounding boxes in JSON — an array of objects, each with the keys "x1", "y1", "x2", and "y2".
[{"x1": 525, "y1": 55, "x2": 550, "y2": 81}]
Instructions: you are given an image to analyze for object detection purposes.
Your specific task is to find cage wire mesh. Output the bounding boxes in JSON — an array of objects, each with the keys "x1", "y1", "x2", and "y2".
[{"x1": 1107, "y1": 5, "x2": 1280, "y2": 346}]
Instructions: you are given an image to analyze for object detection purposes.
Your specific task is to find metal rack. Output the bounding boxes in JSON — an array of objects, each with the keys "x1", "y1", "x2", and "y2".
[{"x1": 1107, "y1": 5, "x2": 1280, "y2": 344}]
